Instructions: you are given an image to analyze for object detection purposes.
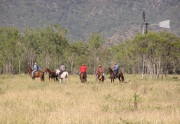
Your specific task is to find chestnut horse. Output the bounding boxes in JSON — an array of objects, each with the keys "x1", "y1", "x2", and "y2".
[
  {"x1": 96, "y1": 72, "x2": 104, "y2": 82},
  {"x1": 80, "y1": 72, "x2": 87, "y2": 83},
  {"x1": 27, "y1": 67, "x2": 45, "y2": 81},
  {"x1": 108, "y1": 68, "x2": 115, "y2": 83},
  {"x1": 44, "y1": 68, "x2": 58, "y2": 81}
]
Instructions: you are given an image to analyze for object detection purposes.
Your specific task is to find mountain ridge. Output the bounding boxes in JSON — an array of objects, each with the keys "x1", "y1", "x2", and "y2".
[{"x1": 0, "y1": 0, "x2": 179, "y2": 42}]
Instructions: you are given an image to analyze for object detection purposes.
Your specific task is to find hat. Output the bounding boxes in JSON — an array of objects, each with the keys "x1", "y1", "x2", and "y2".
[
  {"x1": 35, "y1": 62, "x2": 37, "y2": 65},
  {"x1": 99, "y1": 65, "x2": 101, "y2": 67}
]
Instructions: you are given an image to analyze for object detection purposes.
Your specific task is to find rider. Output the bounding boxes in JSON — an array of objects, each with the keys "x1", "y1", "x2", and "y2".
[
  {"x1": 96, "y1": 65, "x2": 104, "y2": 78},
  {"x1": 32, "y1": 62, "x2": 39, "y2": 78},
  {"x1": 79, "y1": 64, "x2": 87, "y2": 76},
  {"x1": 59, "y1": 63, "x2": 66, "y2": 76},
  {"x1": 114, "y1": 63, "x2": 119, "y2": 79}
]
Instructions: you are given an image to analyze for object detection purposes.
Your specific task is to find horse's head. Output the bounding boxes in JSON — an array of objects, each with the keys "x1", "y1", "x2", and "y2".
[
  {"x1": 27, "y1": 67, "x2": 32, "y2": 72},
  {"x1": 27, "y1": 67, "x2": 33, "y2": 75},
  {"x1": 55, "y1": 69, "x2": 60, "y2": 75},
  {"x1": 108, "y1": 68, "x2": 113, "y2": 72},
  {"x1": 44, "y1": 68, "x2": 50, "y2": 72}
]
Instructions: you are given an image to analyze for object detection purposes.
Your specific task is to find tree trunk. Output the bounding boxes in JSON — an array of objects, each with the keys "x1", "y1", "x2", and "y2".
[{"x1": 142, "y1": 55, "x2": 145, "y2": 79}]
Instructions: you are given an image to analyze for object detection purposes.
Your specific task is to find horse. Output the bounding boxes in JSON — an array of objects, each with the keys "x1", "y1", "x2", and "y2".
[
  {"x1": 108, "y1": 68, "x2": 115, "y2": 83},
  {"x1": 116, "y1": 70, "x2": 125, "y2": 82},
  {"x1": 44, "y1": 68, "x2": 59, "y2": 81},
  {"x1": 55, "y1": 69, "x2": 69, "y2": 84},
  {"x1": 96, "y1": 72, "x2": 104, "y2": 82},
  {"x1": 80, "y1": 72, "x2": 87, "y2": 83},
  {"x1": 27, "y1": 67, "x2": 45, "y2": 81},
  {"x1": 108, "y1": 68, "x2": 125, "y2": 83}
]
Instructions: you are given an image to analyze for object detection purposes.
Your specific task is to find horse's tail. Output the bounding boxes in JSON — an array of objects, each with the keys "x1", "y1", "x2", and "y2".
[
  {"x1": 42, "y1": 71, "x2": 45, "y2": 81},
  {"x1": 65, "y1": 72, "x2": 68, "y2": 78},
  {"x1": 121, "y1": 72, "x2": 124, "y2": 82}
]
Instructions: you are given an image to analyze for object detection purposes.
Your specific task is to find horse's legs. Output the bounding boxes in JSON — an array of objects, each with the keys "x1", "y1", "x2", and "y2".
[
  {"x1": 56, "y1": 76, "x2": 59, "y2": 81},
  {"x1": 122, "y1": 74, "x2": 124, "y2": 82},
  {"x1": 117, "y1": 75, "x2": 121, "y2": 82},
  {"x1": 60, "y1": 79, "x2": 62, "y2": 84},
  {"x1": 40, "y1": 76, "x2": 43, "y2": 81},
  {"x1": 59, "y1": 79, "x2": 61, "y2": 83},
  {"x1": 42, "y1": 74, "x2": 45, "y2": 81},
  {"x1": 119, "y1": 73, "x2": 124, "y2": 82}
]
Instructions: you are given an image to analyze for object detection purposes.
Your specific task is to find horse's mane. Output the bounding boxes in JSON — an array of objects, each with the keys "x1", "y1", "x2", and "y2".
[
  {"x1": 45, "y1": 68, "x2": 51, "y2": 72},
  {"x1": 28, "y1": 67, "x2": 32, "y2": 71},
  {"x1": 109, "y1": 68, "x2": 113, "y2": 72}
]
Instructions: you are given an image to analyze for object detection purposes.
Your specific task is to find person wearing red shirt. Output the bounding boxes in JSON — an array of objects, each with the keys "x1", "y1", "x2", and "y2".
[{"x1": 79, "y1": 64, "x2": 87, "y2": 74}]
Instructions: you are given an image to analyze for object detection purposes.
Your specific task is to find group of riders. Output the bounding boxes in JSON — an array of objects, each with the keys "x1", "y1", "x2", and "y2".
[
  {"x1": 31, "y1": 61, "x2": 119, "y2": 79},
  {"x1": 95, "y1": 63, "x2": 119, "y2": 79},
  {"x1": 31, "y1": 62, "x2": 66, "y2": 79}
]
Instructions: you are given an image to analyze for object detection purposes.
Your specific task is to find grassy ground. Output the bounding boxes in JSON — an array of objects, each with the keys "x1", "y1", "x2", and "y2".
[{"x1": 0, "y1": 74, "x2": 180, "y2": 124}]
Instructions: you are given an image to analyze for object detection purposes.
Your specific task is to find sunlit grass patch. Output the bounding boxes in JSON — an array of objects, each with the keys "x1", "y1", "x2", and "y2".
[{"x1": 0, "y1": 74, "x2": 179, "y2": 124}]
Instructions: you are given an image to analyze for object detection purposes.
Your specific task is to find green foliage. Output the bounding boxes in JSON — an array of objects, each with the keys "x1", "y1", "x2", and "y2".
[
  {"x1": 0, "y1": 26, "x2": 21, "y2": 73},
  {"x1": 0, "y1": 25, "x2": 179, "y2": 75}
]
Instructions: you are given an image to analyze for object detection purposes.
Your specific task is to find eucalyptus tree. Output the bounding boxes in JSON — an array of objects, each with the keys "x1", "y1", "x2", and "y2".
[
  {"x1": 131, "y1": 32, "x2": 180, "y2": 78},
  {"x1": 0, "y1": 27, "x2": 21, "y2": 74},
  {"x1": 22, "y1": 28, "x2": 41, "y2": 68},
  {"x1": 132, "y1": 32, "x2": 165, "y2": 78},
  {"x1": 48, "y1": 25, "x2": 69, "y2": 69},
  {"x1": 87, "y1": 32, "x2": 105, "y2": 74},
  {"x1": 64, "y1": 41, "x2": 88, "y2": 74},
  {"x1": 22, "y1": 25, "x2": 69, "y2": 70},
  {"x1": 158, "y1": 32, "x2": 180, "y2": 74},
  {"x1": 111, "y1": 40, "x2": 138, "y2": 74}
]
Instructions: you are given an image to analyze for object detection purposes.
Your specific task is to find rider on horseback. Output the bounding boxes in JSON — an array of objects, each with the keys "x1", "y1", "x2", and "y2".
[
  {"x1": 96, "y1": 65, "x2": 104, "y2": 79},
  {"x1": 59, "y1": 63, "x2": 66, "y2": 76},
  {"x1": 32, "y1": 62, "x2": 39, "y2": 78},
  {"x1": 114, "y1": 63, "x2": 119, "y2": 79},
  {"x1": 79, "y1": 63, "x2": 87, "y2": 76}
]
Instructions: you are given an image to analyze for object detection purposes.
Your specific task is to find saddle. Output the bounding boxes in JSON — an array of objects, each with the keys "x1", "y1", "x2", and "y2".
[
  {"x1": 59, "y1": 70, "x2": 65, "y2": 76},
  {"x1": 80, "y1": 72, "x2": 86, "y2": 78}
]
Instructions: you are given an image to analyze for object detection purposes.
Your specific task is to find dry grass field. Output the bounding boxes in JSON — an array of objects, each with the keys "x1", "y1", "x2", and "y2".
[{"x1": 0, "y1": 74, "x2": 180, "y2": 124}]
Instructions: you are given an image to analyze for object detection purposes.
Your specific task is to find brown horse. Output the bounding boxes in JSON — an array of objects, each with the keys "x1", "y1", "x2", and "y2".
[
  {"x1": 108, "y1": 68, "x2": 125, "y2": 83},
  {"x1": 108, "y1": 68, "x2": 115, "y2": 83},
  {"x1": 80, "y1": 72, "x2": 87, "y2": 83},
  {"x1": 117, "y1": 70, "x2": 125, "y2": 82},
  {"x1": 96, "y1": 72, "x2": 104, "y2": 82},
  {"x1": 27, "y1": 67, "x2": 45, "y2": 81},
  {"x1": 44, "y1": 68, "x2": 59, "y2": 81}
]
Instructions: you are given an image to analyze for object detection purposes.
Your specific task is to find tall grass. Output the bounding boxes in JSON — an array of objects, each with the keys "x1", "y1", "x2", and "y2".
[{"x1": 0, "y1": 74, "x2": 179, "y2": 124}]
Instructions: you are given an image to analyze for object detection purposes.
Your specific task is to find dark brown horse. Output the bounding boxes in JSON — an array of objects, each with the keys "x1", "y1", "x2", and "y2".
[
  {"x1": 27, "y1": 67, "x2": 45, "y2": 81},
  {"x1": 108, "y1": 68, "x2": 115, "y2": 83},
  {"x1": 44, "y1": 68, "x2": 59, "y2": 81},
  {"x1": 108, "y1": 68, "x2": 124, "y2": 83},
  {"x1": 80, "y1": 72, "x2": 87, "y2": 83},
  {"x1": 117, "y1": 70, "x2": 125, "y2": 82},
  {"x1": 96, "y1": 72, "x2": 104, "y2": 82}
]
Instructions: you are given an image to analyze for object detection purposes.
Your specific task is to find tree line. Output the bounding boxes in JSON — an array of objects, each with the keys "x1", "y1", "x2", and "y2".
[{"x1": 0, "y1": 25, "x2": 179, "y2": 78}]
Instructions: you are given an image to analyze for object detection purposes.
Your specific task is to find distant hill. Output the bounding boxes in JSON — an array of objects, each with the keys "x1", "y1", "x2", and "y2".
[{"x1": 0, "y1": 0, "x2": 179, "y2": 42}]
